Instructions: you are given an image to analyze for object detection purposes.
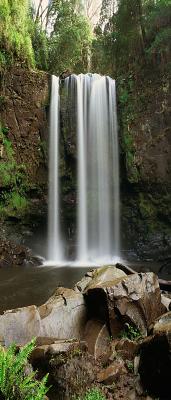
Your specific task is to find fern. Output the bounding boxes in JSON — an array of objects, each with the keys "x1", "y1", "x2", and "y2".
[{"x1": 0, "y1": 339, "x2": 49, "y2": 400}]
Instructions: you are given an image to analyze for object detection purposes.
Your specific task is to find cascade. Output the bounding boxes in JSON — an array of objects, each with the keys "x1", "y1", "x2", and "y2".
[
  {"x1": 47, "y1": 75, "x2": 63, "y2": 262},
  {"x1": 47, "y1": 73, "x2": 120, "y2": 264}
]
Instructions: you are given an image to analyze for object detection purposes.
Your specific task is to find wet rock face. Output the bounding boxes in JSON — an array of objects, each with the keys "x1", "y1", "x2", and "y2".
[
  {"x1": 0, "y1": 67, "x2": 49, "y2": 188},
  {"x1": 0, "y1": 68, "x2": 50, "y2": 246},
  {"x1": 120, "y1": 75, "x2": 171, "y2": 259},
  {"x1": 0, "y1": 238, "x2": 40, "y2": 267}
]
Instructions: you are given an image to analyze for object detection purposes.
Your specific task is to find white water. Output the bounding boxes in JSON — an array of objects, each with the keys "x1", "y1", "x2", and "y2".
[
  {"x1": 47, "y1": 75, "x2": 63, "y2": 262},
  {"x1": 66, "y1": 74, "x2": 120, "y2": 264},
  {"x1": 76, "y1": 75, "x2": 90, "y2": 260},
  {"x1": 47, "y1": 73, "x2": 120, "y2": 266}
]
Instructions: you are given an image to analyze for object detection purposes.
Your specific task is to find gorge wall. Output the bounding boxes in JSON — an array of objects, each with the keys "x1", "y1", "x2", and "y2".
[
  {"x1": 0, "y1": 67, "x2": 170, "y2": 260},
  {"x1": 119, "y1": 71, "x2": 171, "y2": 260},
  {"x1": 0, "y1": 68, "x2": 49, "y2": 252}
]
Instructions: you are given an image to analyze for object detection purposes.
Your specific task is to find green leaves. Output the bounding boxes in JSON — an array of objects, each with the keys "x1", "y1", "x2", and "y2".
[
  {"x1": 92, "y1": 0, "x2": 171, "y2": 75},
  {"x1": 48, "y1": 0, "x2": 92, "y2": 74},
  {"x1": 0, "y1": 0, "x2": 35, "y2": 69},
  {"x1": 0, "y1": 339, "x2": 49, "y2": 400},
  {"x1": 77, "y1": 388, "x2": 106, "y2": 400},
  {"x1": 120, "y1": 323, "x2": 142, "y2": 341},
  {"x1": 0, "y1": 122, "x2": 29, "y2": 216}
]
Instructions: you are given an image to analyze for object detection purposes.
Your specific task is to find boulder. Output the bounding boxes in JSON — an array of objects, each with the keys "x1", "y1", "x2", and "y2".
[
  {"x1": 97, "y1": 359, "x2": 127, "y2": 384},
  {"x1": 161, "y1": 294, "x2": 171, "y2": 311},
  {"x1": 153, "y1": 311, "x2": 171, "y2": 335},
  {"x1": 83, "y1": 319, "x2": 111, "y2": 363},
  {"x1": 0, "y1": 287, "x2": 87, "y2": 346},
  {"x1": 31, "y1": 339, "x2": 87, "y2": 362},
  {"x1": 74, "y1": 265, "x2": 126, "y2": 294},
  {"x1": 85, "y1": 272, "x2": 165, "y2": 336},
  {"x1": 0, "y1": 305, "x2": 41, "y2": 346},
  {"x1": 74, "y1": 273, "x2": 93, "y2": 293},
  {"x1": 39, "y1": 287, "x2": 87, "y2": 339},
  {"x1": 138, "y1": 333, "x2": 171, "y2": 398},
  {"x1": 84, "y1": 265, "x2": 127, "y2": 291},
  {"x1": 114, "y1": 338, "x2": 139, "y2": 360}
]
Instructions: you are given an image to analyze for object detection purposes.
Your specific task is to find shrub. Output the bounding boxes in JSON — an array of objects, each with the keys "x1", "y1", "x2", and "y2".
[
  {"x1": 120, "y1": 323, "x2": 142, "y2": 341},
  {"x1": 77, "y1": 388, "x2": 106, "y2": 400},
  {"x1": 0, "y1": 338, "x2": 49, "y2": 400},
  {"x1": 0, "y1": 0, "x2": 35, "y2": 69}
]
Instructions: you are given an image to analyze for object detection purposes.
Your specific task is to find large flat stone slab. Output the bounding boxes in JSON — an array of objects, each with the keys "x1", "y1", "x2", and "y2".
[
  {"x1": 39, "y1": 287, "x2": 87, "y2": 339},
  {"x1": 0, "y1": 287, "x2": 87, "y2": 346},
  {"x1": 0, "y1": 305, "x2": 41, "y2": 346}
]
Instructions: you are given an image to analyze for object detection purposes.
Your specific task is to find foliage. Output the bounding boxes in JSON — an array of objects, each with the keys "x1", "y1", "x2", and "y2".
[
  {"x1": 91, "y1": 0, "x2": 171, "y2": 75},
  {"x1": 0, "y1": 0, "x2": 170, "y2": 75},
  {"x1": 0, "y1": 338, "x2": 49, "y2": 400},
  {"x1": 29, "y1": 0, "x2": 93, "y2": 74},
  {"x1": 77, "y1": 388, "x2": 106, "y2": 400},
  {"x1": 0, "y1": 0, "x2": 35, "y2": 69},
  {"x1": 120, "y1": 323, "x2": 142, "y2": 340},
  {"x1": 30, "y1": 20, "x2": 49, "y2": 71},
  {"x1": 126, "y1": 360, "x2": 134, "y2": 372},
  {"x1": 0, "y1": 122, "x2": 29, "y2": 216},
  {"x1": 48, "y1": 0, "x2": 92, "y2": 75}
]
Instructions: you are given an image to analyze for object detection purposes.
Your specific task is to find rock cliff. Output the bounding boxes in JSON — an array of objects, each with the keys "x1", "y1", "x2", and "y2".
[{"x1": 0, "y1": 67, "x2": 170, "y2": 260}]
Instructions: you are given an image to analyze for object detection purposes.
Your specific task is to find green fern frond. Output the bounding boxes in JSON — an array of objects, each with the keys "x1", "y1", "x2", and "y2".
[{"x1": 0, "y1": 339, "x2": 49, "y2": 400}]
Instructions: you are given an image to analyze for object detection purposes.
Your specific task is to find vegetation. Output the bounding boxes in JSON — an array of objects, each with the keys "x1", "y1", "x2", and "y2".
[
  {"x1": 0, "y1": 339, "x2": 49, "y2": 400},
  {"x1": 0, "y1": 1, "x2": 170, "y2": 76},
  {"x1": 77, "y1": 388, "x2": 106, "y2": 400},
  {"x1": 0, "y1": 0, "x2": 93, "y2": 74},
  {"x1": 0, "y1": 122, "x2": 29, "y2": 216},
  {"x1": 91, "y1": 0, "x2": 171, "y2": 76},
  {"x1": 47, "y1": 0, "x2": 92, "y2": 75},
  {"x1": 0, "y1": 0, "x2": 35, "y2": 69},
  {"x1": 120, "y1": 323, "x2": 142, "y2": 340}
]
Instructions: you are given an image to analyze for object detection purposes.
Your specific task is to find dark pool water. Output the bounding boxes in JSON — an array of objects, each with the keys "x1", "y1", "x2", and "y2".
[{"x1": 0, "y1": 266, "x2": 89, "y2": 313}]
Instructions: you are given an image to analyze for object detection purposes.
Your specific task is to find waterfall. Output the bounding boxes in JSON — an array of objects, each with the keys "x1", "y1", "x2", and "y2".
[
  {"x1": 47, "y1": 75, "x2": 63, "y2": 262},
  {"x1": 75, "y1": 74, "x2": 120, "y2": 263},
  {"x1": 47, "y1": 73, "x2": 120, "y2": 265},
  {"x1": 76, "y1": 75, "x2": 91, "y2": 261}
]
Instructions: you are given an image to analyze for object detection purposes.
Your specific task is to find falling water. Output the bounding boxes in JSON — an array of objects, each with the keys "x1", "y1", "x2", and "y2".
[
  {"x1": 76, "y1": 75, "x2": 91, "y2": 260},
  {"x1": 47, "y1": 73, "x2": 119, "y2": 265},
  {"x1": 48, "y1": 75, "x2": 63, "y2": 262},
  {"x1": 65, "y1": 74, "x2": 120, "y2": 263}
]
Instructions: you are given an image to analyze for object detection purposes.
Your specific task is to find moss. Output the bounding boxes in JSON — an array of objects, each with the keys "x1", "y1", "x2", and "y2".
[
  {"x1": 118, "y1": 76, "x2": 141, "y2": 184},
  {"x1": 139, "y1": 193, "x2": 157, "y2": 219},
  {"x1": 0, "y1": 121, "x2": 30, "y2": 218},
  {"x1": 136, "y1": 191, "x2": 171, "y2": 236},
  {"x1": 0, "y1": 191, "x2": 29, "y2": 217},
  {"x1": 38, "y1": 139, "x2": 48, "y2": 160},
  {"x1": 122, "y1": 128, "x2": 140, "y2": 183}
]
